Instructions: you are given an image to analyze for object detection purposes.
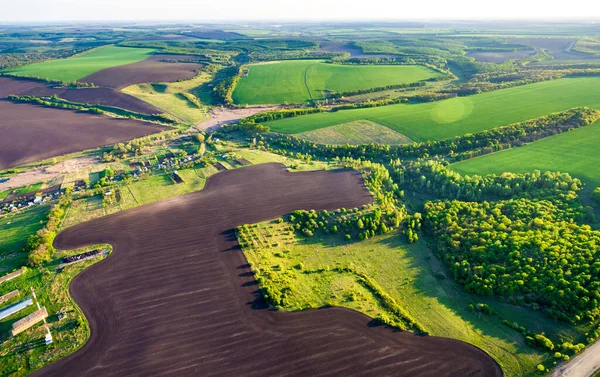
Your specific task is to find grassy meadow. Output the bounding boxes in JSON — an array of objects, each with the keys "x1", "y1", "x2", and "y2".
[
  {"x1": 266, "y1": 76, "x2": 600, "y2": 141},
  {"x1": 122, "y1": 73, "x2": 210, "y2": 124},
  {"x1": 451, "y1": 120, "x2": 600, "y2": 187},
  {"x1": 297, "y1": 120, "x2": 413, "y2": 145},
  {"x1": 2, "y1": 46, "x2": 154, "y2": 82},
  {"x1": 240, "y1": 221, "x2": 582, "y2": 377},
  {"x1": 232, "y1": 60, "x2": 441, "y2": 104}
]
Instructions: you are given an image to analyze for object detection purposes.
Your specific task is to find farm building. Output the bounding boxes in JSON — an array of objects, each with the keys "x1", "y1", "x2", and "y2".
[
  {"x1": 0, "y1": 298, "x2": 32, "y2": 320},
  {"x1": 0, "y1": 269, "x2": 25, "y2": 284},
  {"x1": 11, "y1": 307, "x2": 48, "y2": 336},
  {"x1": 0, "y1": 290, "x2": 20, "y2": 304}
]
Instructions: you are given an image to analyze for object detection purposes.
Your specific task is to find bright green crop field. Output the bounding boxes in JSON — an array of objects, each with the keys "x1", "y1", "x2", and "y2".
[
  {"x1": 232, "y1": 60, "x2": 442, "y2": 104},
  {"x1": 451, "y1": 120, "x2": 600, "y2": 187},
  {"x1": 266, "y1": 76, "x2": 600, "y2": 141},
  {"x1": 2, "y1": 46, "x2": 155, "y2": 82}
]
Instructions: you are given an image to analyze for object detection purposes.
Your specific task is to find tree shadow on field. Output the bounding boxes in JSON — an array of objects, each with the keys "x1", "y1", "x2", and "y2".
[
  {"x1": 3, "y1": 338, "x2": 46, "y2": 357},
  {"x1": 373, "y1": 235, "x2": 571, "y2": 363}
]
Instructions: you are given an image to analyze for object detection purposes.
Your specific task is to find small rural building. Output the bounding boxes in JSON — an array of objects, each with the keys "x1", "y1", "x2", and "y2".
[
  {"x1": 11, "y1": 307, "x2": 48, "y2": 336},
  {"x1": 0, "y1": 269, "x2": 25, "y2": 284},
  {"x1": 0, "y1": 298, "x2": 33, "y2": 320},
  {"x1": 0, "y1": 290, "x2": 20, "y2": 304}
]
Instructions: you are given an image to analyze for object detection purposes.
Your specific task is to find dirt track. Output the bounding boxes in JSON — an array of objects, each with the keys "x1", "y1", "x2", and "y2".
[
  {"x1": 36, "y1": 163, "x2": 502, "y2": 377},
  {"x1": 80, "y1": 54, "x2": 204, "y2": 89},
  {"x1": 0, "y1": 101, "x2": 165, "y2": 170}
]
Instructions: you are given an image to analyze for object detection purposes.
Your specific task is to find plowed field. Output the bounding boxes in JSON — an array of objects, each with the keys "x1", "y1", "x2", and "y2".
[{"x1": 36, "y1": 163, "x2": 501, "y2": 377}]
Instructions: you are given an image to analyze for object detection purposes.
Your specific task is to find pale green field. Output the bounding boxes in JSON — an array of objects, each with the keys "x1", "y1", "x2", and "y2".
[
  {"x1": 122, "y1": 73, "x2": 210, "y2": 124},
  {"x1": 452, "y1": 120, "x2": 600, "y2": 187},
  {"x1": 2, "y1": 46, "x2": 155, "y2": 82},
  {"x1": 297, "y1": 120, "x2": 413, "y2": 145},
  {"x1": 232, "y1": 60, "x2": 442, "y2": 104},
  {"x1": 267, "y1": 77, "x2": 600, "y2": 141},
  {"x1": 241, "y1": 221, "x2": 582, "y2": 377}
]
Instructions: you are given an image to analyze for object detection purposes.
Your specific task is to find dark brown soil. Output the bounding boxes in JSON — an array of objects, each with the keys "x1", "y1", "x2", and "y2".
[
  {"x1": 213, "y1": 162, "x2": 226, "y2": 171},
  {"x1": 0, "y1": 77, "x2": 46, "y2": 97},
  {"x1": 0, "y1": 101, "x2": 166, "y2": 170},
  {"x1": 23, "y1": 86, "x2": 160, "y2": 115},
  {"x1": 36, "y1": 163, "x2": 502, "y2": 377},
  {"x1": 80, "y1": 54, "x2": 204, "y2": 89},
  {"x1": 0, "y1": 77, "x2": 160, "y2": 115}
]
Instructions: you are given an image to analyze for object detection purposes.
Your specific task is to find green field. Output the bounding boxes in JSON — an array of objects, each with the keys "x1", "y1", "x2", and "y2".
[
  {"x1": 122, "y1": 73, "x2": 210, "y2": 124},
  {"x1": 267, "y1": 77, "x2": 600, "y2": 141},
  {"x1": 2, "y1": 46, "x2": 155, "y2": 82},
  {"x1": 232, "y1": 60, "x2": 442, "y2": 104},
  {"x1": 240, "y1": 221, "x2": 581, "y2": 377},
  {"x1": 451, "y1": 120, "x2": 600, "y2": 187},
  {"x1": 0, "y1": 206, "x2": 49, "y2": 273},
  {"x1": 297, "y1": 120, "x2": 413, "y2": 145}
]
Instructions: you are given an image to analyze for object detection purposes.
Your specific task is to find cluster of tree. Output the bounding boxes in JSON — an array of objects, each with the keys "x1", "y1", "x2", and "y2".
[
  {"x1": 422, "y1": 197, "x2": 600, "y2": 323},
  {"x1": 204, "y1": 65, "x2": 242, "y2": 105},
  {"x1": 330, "y1": 96, "x2": 409, "y2": 111},
  {"x1": 502, "y1": 320, "x2": 556, "y2": 351},
  {"x1": 468, "y1": 302, "x2": 496, "y2": 315},
  {"x1": 8, "y1": 94, "x2": 176, "y2": 125},
  {"x1": 592, "y1": 188, "x2": 600, "y2": 205},
  {"x1": 391, "y1": 158, "x2": 583, "y2": 204},
  {"x1": 26, "y1": 192, "x2": 72, "y2": 266},
  {"x1": 328, "y1": 81, "x2": 427, "y2": 99},
  {"x1": 252, "y1": 108, "x2": 598, "y2": 165},
  {"x1": 102, "y1": 139, "x2": 152, "y2": 161},
  {"x1": 239, "y1": 108, "x2": 325, "y2": 124},
  {"x1": 0, "y1": 46, "x2": 93, "y2": 70}
]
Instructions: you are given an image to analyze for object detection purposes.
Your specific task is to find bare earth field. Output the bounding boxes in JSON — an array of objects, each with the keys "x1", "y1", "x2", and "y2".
[
  {"x1": 0, "y1": 101, "x2": 166, "y2": 170},
  {"x1": 36, "y1": 163, "x2": 501, "y2": 377},
  {"x1": 0, "y1": 76, "x2": 45, "y2": 97},
  {"x1": 80, "y1": 54, "x2": 204, "y2": 89},
  {"x1": 0, "y1": 77, "x2": 160, "y2": 114},
  {"x1": 467, "y1": 50, "x2": 534, "y2": 63}
]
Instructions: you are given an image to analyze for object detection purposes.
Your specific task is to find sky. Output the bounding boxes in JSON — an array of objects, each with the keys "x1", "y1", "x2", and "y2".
[{"x1": 2, "y1": 0, "x2": 600, "y2": 22}]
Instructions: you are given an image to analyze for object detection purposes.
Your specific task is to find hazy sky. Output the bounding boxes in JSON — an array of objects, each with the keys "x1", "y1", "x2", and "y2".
[{"x1": 2, "y1": 0, "x2": 600, "y2": 22}]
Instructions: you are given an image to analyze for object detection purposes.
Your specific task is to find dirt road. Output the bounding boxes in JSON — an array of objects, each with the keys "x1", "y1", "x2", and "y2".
[
  {"x1": 552, "y1": 340, "x2": 600, "y2": 377},
  {"x1": 194, "y1": 105, "x2": 280, "y2": 131}
]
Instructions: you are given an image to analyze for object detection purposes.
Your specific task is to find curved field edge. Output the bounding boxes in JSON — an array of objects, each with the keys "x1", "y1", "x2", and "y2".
[
  {"x1": 238, "y1": 217, "x2": 586, "y2": 377},
  {"x1": 25, "y1": 165, "x2": 500, "y2": 373},
  {"x1": 231, "y1": 60, "x2": 442, "y2": 105},
  {"x1": 0, "y1": 153, "x2": 334, "y2": 375},
  {"x1": 0, "y1": 244, "x2": 111, "y2": 376},
  {"x1": 265, "y1": 76, "x2": 600, "y2": 141},
  {"x1": 450, "y1": 119, "x2": 600, "y2": 188},
  {"x1": 1, "y1": 46, "x2": 155, "y2": 82}
]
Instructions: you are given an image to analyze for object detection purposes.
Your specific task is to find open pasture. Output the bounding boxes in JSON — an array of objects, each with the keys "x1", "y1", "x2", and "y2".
[
  {"x1": 451, "y1": 120, "x2": 600, "y2": 187},
  {"x1": 297, "y1": 120, "x2": 413, "y2": 145},
  {"x1": 35, "y1": 163, "x2": 500, "y2": 377},
  {"x1": 232, "y1": 60, "x2": 442, "y2": 105},
  {"x1": 0, "y1": 101, "x2": 166, "y2": 170},
  {"x1": 267, "y1": 76, "x2": 600, "y2": 141},
  {"x1": 2, "y1": 46, "x2": 155, "y2": 82}
]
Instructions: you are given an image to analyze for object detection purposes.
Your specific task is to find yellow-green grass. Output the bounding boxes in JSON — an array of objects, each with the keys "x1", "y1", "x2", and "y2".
[
  {"x1": 297, "y1": 120, "x2": 413, "y2": 145},
  {"x1": 122, "y1": 74, "x2": 210, "y2": 124},
  {"x1": 2, "y1": 46, "x2": 155, "y2": 82},
  {"x1": 232, "y1": 60, "x2": 442, "y2": 105},
  {"x1": 267, "y1": 76, "x2": 600, "y2": 141},
  {"x1": 0, "y1": 246, "x2": 102, "y2": 376},
  {"x1": 451, "y1": 120, "x2": 600, "y2": 187},
  {"x1": 240, "y1": 221, "x2": 584, "y2": 377}
]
